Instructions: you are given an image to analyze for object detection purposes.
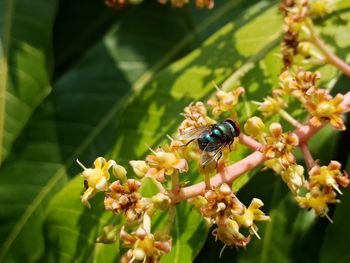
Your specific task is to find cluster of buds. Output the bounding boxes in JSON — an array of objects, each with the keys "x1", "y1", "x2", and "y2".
[
  {"x1": 104, "y1": 179, "x2": 147, "y2": 224},
  {"x1": 280, "y1": 0, "x2": 309, "y2": 68},
  {"x1": 77, "y1": 157, "x2": 174, "y2": 261},
  {"x1": 296, "y1": 161, "x2": 349, "y2": 220},
  {"x1": 279, "y1": 69, "x2": 346, "y2": 130},
  {"x1": 207, "y1": 86, "x2": 245, "y2": 117},
  {"x1": 198, "y1": 184, "x2": 270, "y2": 248},
  {"x1": 178, "y1": 102, "x2": 215, "y2": 135},
  {"x1": 245, "y1": 118, "x2": 305, "y2": 195}
]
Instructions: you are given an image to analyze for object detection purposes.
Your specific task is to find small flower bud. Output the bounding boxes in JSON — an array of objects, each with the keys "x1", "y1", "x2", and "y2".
[
  {"x1": 135, "y1": 227, "x2": 147, "y2": 239},
  {"x1": 269, "y1": 123, "x2": 283, "y2": 137},
  {"x1": 216, "y1": 202, "x2": 226, "y2": 212},
  {"x1": 298, "y1": 42, "x2": 312, "y2": 57},
  {"x1": 219, "y1": 183, "x2": 232, "y2": 195},
  {"x1": 244, "y1": 117, "x2": 265, "y2": 138},
  {"x1": 133, "y1": 248, "x2": 146, "y2": 261},
  {"x1": 129, "y1": 160, "x2": 150, "y2": 178},
  {"x1": 151, "y1": 193, "x2": 171, "y2": 210},
  {"x1": 112, "y1": 164, "x2": 127, "y2": 182}
]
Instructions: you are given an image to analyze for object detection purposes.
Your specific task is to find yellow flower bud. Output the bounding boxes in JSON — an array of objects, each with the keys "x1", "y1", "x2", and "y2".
[
  {"x1": 244, "y1": 117, "x2": 265, "y2": 138},
  {"x1": 151, "y1": 193, "x2": 171, "y2": 210},
  {"x1": 112, "y1": 164, "x2": 127, "y2": 182},
  {"x1": 130, "y1": 160, "x2": 150, "y2": 178}
]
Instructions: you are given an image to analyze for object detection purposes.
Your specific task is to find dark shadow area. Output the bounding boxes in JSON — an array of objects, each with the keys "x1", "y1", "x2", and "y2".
[{"x1": 53, "y1": 0, "x2": 120, "y2": 81}]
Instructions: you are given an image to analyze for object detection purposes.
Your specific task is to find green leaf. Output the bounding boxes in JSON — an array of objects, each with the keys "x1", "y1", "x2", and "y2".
[
  {"x1": 44, "y1": 176, "x2": 119, "y2": 262},
  {"x1": 236, "y1": 175, "x2": 315, "y2": 263},
  {"x1": 319, "y1": 187, "x2": 350, "y2": 263},
  {"x1": 162, "y1": 202, "x2": 208, "y2": 263},
  {"x1": 0, "y1": 0, "x2": 56, "y2": 164}
]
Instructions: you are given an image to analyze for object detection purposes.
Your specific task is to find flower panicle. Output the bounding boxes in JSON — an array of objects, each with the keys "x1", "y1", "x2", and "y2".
[
  {"x1": 296, "y1": 161, "x2": 349, "y2": 221},
  {"x1": 199, "y1": 184, "x2": 270, "y2": 248}
]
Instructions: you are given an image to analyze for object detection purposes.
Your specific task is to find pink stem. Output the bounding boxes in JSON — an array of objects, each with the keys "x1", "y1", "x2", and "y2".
[
  {"x1": 310, "y1": 35, "x2": 350, "y2": 77},
  {"x1": 300, "y1": 143, "x2": 315, "y2": 170},
  {"x1": 172, "y1": 91, "x2": 350, "y2": 204}
]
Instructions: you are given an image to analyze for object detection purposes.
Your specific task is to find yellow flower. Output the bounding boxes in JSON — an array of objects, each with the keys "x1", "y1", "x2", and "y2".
[
  {"x1": 295, "y1": 187, "x2": 340, "y2": 219},
  {"x1": 145, "y1": 148, "x2": 188, "y2": 182},
  {"x1": 256, "y1": 96, "x2": 287, "y2": 117},
  {"x1": 129, "y1": 160, "x2": 150, "y2": 178},
  {"x1": 77, "y1": 157, "x2": 116, "y2": 208},
  {"x1": 207, "y1": 87, "x2": 245, "y2": 116},
  {"x1": 235, "y1": 198, "x2": 270, "y2": 239},
  {"x1": 306, "y1": 90, "x2": 345, "y2": 130},
  {"x1": 309, "y1": 161, "x2": 349, "y2": 194},
  {"x1": 212, "y1": 219, "x2": 251, "y2": 248}
]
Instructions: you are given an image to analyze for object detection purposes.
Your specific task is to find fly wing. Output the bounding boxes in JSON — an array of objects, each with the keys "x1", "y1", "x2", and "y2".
[
  {"x1": 200, "y1": 142, "x2": 226, "y2": 167},
  {"x1": 178, "y1": 126, "x2": 211, "y2": 141}
]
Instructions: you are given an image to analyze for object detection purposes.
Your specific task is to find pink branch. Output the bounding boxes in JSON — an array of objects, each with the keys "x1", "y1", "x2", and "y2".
[
  {"x1": 310, "y1": 35, "x2": 350, "y2": 77},
  {"x1": 300, "y1": 143, "x2": 315, "y2": 170},
  {"x1": 172, "y1": 91, "x2": 350, "y2": 204}
]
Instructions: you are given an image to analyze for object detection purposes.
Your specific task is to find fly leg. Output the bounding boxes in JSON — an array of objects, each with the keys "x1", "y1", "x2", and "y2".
[
  {"x1": 228, "y1": 141, "x2": 233, "y2": 151},
  {"x1": 215, "y1": 152, "x2": 223, "y2": 169}
]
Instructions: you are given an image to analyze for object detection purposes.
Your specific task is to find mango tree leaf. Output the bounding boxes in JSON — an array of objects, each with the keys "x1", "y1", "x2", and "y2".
[{"x1": 0, "y1": 0, "x2": 56, "y2": 164}]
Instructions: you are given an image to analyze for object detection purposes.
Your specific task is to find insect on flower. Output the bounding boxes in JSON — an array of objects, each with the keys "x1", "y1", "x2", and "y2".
[{"x1": 179, "y1": 119, "x2": 240, "y2": 167}]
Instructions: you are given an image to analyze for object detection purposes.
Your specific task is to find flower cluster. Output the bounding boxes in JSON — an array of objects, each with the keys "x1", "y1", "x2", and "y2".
[
  {"x1": 264, "y1": 123, "x2": 299, "y2": 167},
  {"x1": 78, "y1": 157, "x2": 174, "y2": 261},
  {"x1": 104, "y1": 179, "x2": 147, "y2": 224},
  {"x1": 280, "y1": 0, "x2": 309, "y2": 68},
  {"x1": 296, "y1": 161, "x2": 349, "y2": 220},
  {"x1": 207, "y1": 86, "x2": 245, "y2": 117},
  {"x1": 279, "y1": 69, "x2": 346, "y2": 130},
  {"x1": 178, "y1": 102, "x2": 215, "y2": 135},
  {"x1": 199, "y1": 184, "x2": 270, "y2": 248}
]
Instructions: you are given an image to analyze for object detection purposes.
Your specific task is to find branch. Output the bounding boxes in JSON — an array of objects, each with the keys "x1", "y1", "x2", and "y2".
[
  {"x1": 306, "y1": 21, "x2": 350, "y2": 77},
  {"x1": 172, "y1": 91, "x2": 350, "y2": 203}
]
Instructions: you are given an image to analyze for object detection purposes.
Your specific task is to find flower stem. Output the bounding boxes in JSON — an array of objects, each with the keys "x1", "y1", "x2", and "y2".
[
  {"x1": 171, "y1": 171, "x2": 180, "y2": 193},
  {"x1": 300, "y1": 143, "x2": 316, "y2": 170},
  {"x1": 306, "y1": 21, "x2": 350, "y2": 77},
  {"x1": 279, "y1": 109, "x2": 302, "y2": 128}
]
